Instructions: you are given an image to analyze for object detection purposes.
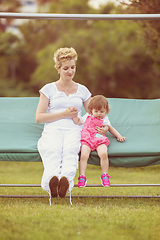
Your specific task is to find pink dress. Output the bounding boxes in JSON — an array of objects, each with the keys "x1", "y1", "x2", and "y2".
[{"x1": 81, "y1": 115, "x2": 110, "y2": 151}]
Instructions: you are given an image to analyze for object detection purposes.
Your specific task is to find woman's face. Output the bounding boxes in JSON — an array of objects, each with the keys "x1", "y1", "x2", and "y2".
[{"x1": 58, "y1": 60, "x2": 76, "y2": 81}]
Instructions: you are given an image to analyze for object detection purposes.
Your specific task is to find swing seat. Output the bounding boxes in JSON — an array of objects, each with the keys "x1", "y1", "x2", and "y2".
[{"x1": 0, "y1": 97, "x2": 160, "y2": 168}]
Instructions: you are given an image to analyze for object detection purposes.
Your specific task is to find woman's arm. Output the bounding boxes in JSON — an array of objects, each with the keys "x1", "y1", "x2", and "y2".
[
  {"x1": 83, "y1": 96, "x2": 91, "y2": 113},
  {"x1": 36, "y1": 93, "x2": 78, "y2": 123},
  {"x1": 108, "y1": 125, "x2": 126, "y2": 142}
]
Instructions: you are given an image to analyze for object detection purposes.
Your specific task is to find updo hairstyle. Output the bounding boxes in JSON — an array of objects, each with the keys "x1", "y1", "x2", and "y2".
[{"x1": 53, "y1": 47, "x2": 78, "y2": 69}]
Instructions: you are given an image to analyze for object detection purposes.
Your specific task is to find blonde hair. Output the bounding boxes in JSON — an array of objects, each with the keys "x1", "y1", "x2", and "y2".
[
  {"x1": 53, "y1": 47, "x2": 78, "y2": 69},
  {"x1": 88, "y1": 95, "x2": 110, "y2": 114}
]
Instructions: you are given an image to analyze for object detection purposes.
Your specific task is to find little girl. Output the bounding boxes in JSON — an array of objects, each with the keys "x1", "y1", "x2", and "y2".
[{"x1": 72, "y1": 95, "x2": 126, "y2": 187}]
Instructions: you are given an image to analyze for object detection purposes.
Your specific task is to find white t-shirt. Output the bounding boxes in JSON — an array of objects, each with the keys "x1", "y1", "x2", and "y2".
[{"x1": 40, "y1": 82, "x2": 91, "y2": 130}]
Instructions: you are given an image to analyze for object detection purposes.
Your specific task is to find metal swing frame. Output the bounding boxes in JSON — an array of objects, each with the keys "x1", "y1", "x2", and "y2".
[{"x1": 0, "y1": 12, "x2": 160, "y2": 199}]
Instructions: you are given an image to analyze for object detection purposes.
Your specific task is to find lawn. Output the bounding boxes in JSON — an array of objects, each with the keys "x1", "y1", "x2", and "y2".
[{"x1": 0, "y1": 162, "x2": 160, "y2": 240}]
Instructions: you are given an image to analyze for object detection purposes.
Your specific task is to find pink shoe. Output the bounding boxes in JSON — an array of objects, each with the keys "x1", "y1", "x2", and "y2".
[
  {"x1": 101, "y1": 174, "x2": 111, "y2": 187},
  {"x1": 78, "y1": 175, "x2": 87, "y2": 187}
]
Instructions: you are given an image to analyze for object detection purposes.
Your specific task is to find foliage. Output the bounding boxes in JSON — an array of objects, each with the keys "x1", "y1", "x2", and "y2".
[
  {"x1": 0, "y1": 0, "x2": 21, "y2": 11},
  {"x1": 119, "y1": 0, "x2": 160, "y2": 98},
  {"x1": 32, "y1": 18, "x2": 159, "y2": 98},
  {"x1": 120, "y1": 0, "x2": 160, "y2": 59},
  {"x1": 0, "y1": 0, "x2": 160, "y2": 98},
  {"x1": 0, "y1": 0, "x2": 22, "y2": 31},
  {"x1": 0, "y1": 31, "x2": 22, "y2": 79}
]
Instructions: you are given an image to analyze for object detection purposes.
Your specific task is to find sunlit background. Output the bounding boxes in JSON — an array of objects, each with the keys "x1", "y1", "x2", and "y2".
[{"x1": 0, "y1": 0, "x2": 160, "y2": 99}]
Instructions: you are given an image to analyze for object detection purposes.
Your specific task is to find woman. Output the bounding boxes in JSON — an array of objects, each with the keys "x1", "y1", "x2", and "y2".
[{"x1": 36, "y1": 47, "x2": 106, "y2": 199}]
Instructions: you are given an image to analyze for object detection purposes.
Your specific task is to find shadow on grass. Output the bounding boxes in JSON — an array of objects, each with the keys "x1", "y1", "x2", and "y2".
[{"x1": 0, "y1": 196, "x2": 159, "y2": 208}]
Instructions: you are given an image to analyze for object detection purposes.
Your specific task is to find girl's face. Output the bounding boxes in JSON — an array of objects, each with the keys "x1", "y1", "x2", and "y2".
[
  {"x1": 92, "y1": 108, "x2": 107, "y2": 119},
  {"x1": 58, "y1": 60, "x2": 76, "y2": 81}
]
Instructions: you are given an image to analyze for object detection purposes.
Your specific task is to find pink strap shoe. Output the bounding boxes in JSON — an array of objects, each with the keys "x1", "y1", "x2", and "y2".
[
  {"x1": 78, "y1": 175, "x2": 87, "y2": 187},
  {"x1": 101, "y1": 174, "x2": 111, "y2": 187}
]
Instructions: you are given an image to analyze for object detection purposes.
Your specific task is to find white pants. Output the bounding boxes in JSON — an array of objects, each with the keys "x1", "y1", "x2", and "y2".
[{"x1": 38, "y1": 128, "x2": 81, "y2": 194}]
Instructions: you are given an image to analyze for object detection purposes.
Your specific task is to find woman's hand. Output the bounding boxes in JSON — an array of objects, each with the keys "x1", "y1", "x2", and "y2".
[
  {"x1": 95, "y1": 125, "x2": 109, "y2": 136},
  {"x1": 64, "y1": 107, "x2": 78, "y2": 118},
  {"x1": 36, "y1": 93, "x2": 79, "y2": 123}
]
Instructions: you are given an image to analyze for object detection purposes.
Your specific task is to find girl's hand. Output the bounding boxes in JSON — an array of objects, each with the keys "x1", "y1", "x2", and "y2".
[
  {"x1": 95, "y1": 125, "x2": 109, "y2": 136},
  {"x1": 117, "y1": 136, "x2": 126, "y2": 142}
]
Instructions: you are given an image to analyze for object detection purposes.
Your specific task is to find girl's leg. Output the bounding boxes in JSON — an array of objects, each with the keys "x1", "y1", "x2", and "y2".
[
  {"x1": 79, "y1": 145, "x2": 91, "y2": 175},
  {"x1": 77, "y1": 144, "x2": 91, "y2": 187},
  {"x1": 96, "y1": 144, "x2": 109, "y2": 174},
  {"x1": 97, "y1": 144, "x2": 111, "y2": 187}
]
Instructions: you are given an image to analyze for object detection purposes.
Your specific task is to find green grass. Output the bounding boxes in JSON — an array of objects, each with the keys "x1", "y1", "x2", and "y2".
[{"x1": 0, "y1": 162, "x2": 160, "y2": 240}]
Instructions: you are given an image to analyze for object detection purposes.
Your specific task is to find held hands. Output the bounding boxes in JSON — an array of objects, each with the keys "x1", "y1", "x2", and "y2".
[
  {"x1": 65, "y1": 107, "x2": 82, "y2": 125},
  {"x1": 64, "y1": 106, "x2": 78, "y2": 118}
]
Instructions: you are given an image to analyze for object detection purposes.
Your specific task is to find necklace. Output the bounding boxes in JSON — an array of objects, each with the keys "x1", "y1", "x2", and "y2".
[
  {"x1": 61, "y1": 86, "x2": 70, "y2": 92},
  {"x1": 58, "y1": 81, "x2": 74, "y2": 92}
]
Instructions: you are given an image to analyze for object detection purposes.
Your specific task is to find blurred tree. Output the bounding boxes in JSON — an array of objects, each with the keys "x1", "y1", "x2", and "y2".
[
  {"x1": 49, "y1": 0, "x2": 92, "y2": 13},
  {"x1": 17, "y1": 0, "x2": 96, "y2": 94},
  {"x1": 37, "y1": 0, "x2": 52, "y2": 4},
  {"x1": 0, "y1": 0, "x2": 21, "y2": 31},
  {"x1": 19, "y1": 0, "x2": 95, "y2": 53},
  {"x1": 1, "y1": 0, "x2": 160, "y2": 98},
  {"x1": 0, "y1": 31, "x2": 22, "y2": 80},
  {"x1": 0, "y1": 31, "x2": 33, "y2": 97},
  {"x1": 29, "y1": 1, "x2": 160, "y2": 99},
  {"x1": 0, "y1": 0, "x2": 96, "y2": 96},
  {"x1": 0, "y1": 0, "x2": 21, "y2": 11},
  {"x1": 119, "y1": 0, "x2": 160, "y2": 98},
  {"x1": 31, "y1": 17, "x2": 158, "y2": 99},
  {"x1": 120, "y1": 0, "x2": 160, "y2": 50}
]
